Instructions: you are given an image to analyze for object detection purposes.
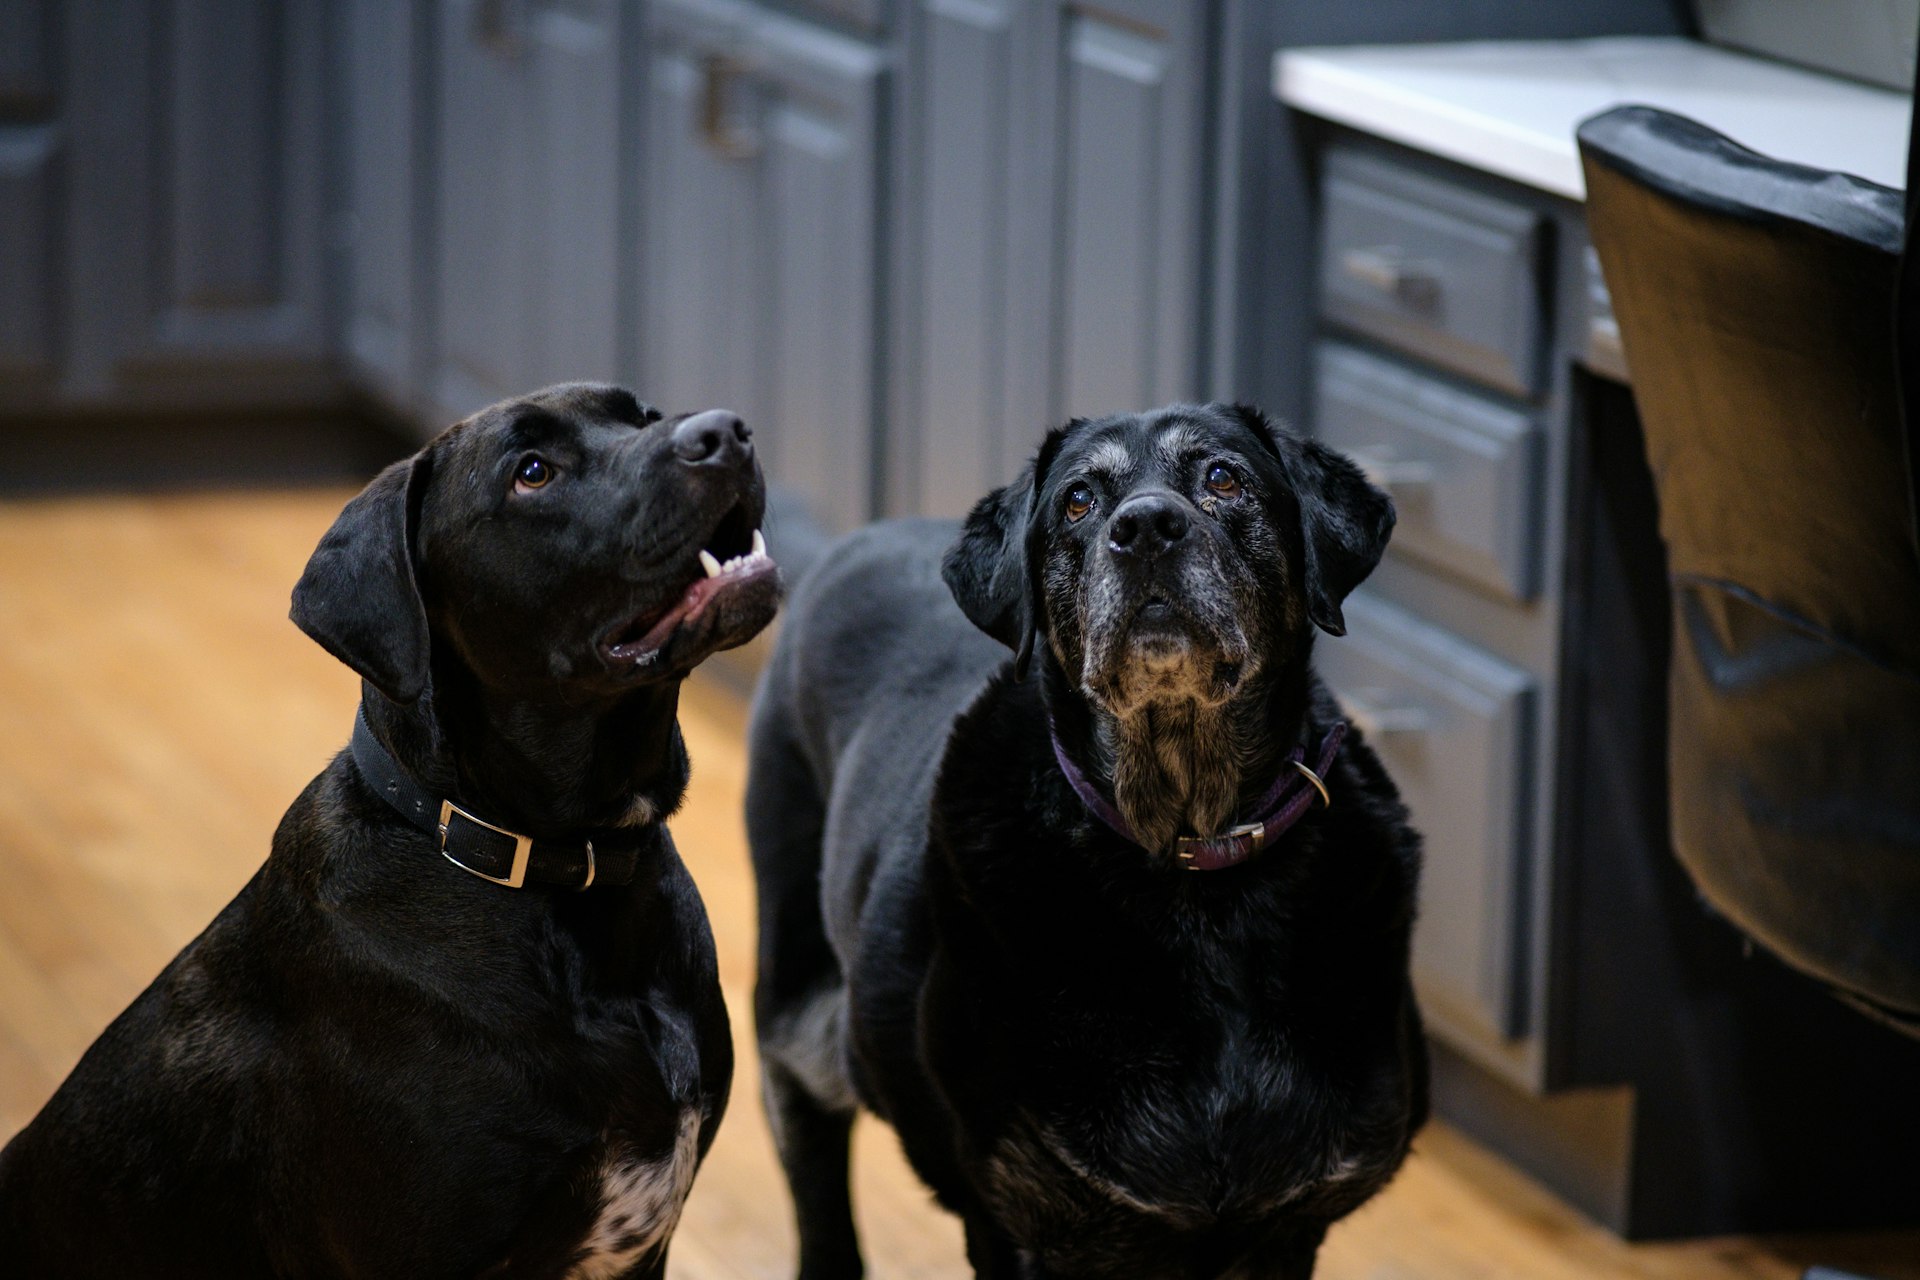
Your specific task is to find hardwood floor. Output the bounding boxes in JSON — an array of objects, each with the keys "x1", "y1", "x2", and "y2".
[{"x1": 1, "y1": 487, "x2": 1914, "y2": 1280}]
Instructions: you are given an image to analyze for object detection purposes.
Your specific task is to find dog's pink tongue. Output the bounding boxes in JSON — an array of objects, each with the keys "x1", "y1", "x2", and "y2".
[{"x1": 631, "y1": 577, "x2": 719, "y2": 653}]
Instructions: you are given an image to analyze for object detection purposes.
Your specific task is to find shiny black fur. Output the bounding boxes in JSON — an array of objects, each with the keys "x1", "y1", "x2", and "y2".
[
  {"x1": 748, "y1": 404, "x2": 1426, "y2": 1280},
  {"x1": 0, "y1": 384, "x2": 777, "y2": 1278}
]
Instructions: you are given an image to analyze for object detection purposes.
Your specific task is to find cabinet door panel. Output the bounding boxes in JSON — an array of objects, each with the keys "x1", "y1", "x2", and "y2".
[
  {"x1": 1317, "y1": 592, "x2": 1537, "y2": 1050},
  {"x1": 641, "y1": 32, "x2": 765, "y2": 429},
  {"x1": 58, "y1": 0, "x2": 330, "y2": 406},
  {"x1": 642, "y1": 0, "x2": 881, "y2": 536},
  {"x1": 434, "y1": 3, "x2": 531, "y2": 414},
  {"x1": 911, "y1": 0, "x2": 1017, "y2": 515},
  {"x1": 0, "y1": 0, "x2": 58, "y2": 399},
  {"x1": 0, "y1": 125, "x2": 59, "y2": 397},
  {"x1": 343, "y1": 0, "x2": 427, "y2": 410},
  {"x1": 4, "y1": 0, "x2": 340, "y2": 410},
  {"x1": 146, "y1": 0, "x2": 327, "y2": 362},
  {"x1": 433, "y1": 0, "x2": 622, "y2": 420},
  {"x1": 527, "y1": 1, "x2": 622, "y2": 389},
  {"x1": 756, "y1": 14, "x2": 882, "y2": 533},
  {"x1": 157, "y1": 1, "x2": 282, "y2": 323},
  {"x1": 1052, "y1": 0, "x2": 1203, "y2": 419}
]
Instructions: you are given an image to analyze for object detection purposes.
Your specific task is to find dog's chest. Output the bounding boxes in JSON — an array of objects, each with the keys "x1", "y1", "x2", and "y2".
[
  {"x1": 981, "y1": 1012, "x2": 1373, "y2": 1233},
  {"x1": 563, "y1": 1109, "x2": 702, "y2": 1280}
]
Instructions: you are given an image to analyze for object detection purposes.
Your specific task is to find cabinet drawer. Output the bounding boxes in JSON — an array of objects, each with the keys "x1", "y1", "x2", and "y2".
[
  {"x1": 1317, "y1": 592, "x2": 1535, "y2": 1046},
  {"x1": 1315, "y1": 343, "x2": 1543, "y2": 600},
  {"x1": 1319, "y1": 148, "x2": 1548, "y2": 397}
]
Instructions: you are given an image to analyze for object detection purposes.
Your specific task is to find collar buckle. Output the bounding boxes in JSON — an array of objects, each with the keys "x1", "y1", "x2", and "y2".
[
  {"x1": 1175, "y1": 821, "x2": 1267, "y2": 869},
  {"x1": 438, "y1": 799, "x2": 535, "y2": 889}
]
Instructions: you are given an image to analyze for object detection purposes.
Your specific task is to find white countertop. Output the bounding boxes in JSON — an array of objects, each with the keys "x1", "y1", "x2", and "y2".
[{"x1": 1274, "y1": 37, "x2": 1911, "y2": 200}]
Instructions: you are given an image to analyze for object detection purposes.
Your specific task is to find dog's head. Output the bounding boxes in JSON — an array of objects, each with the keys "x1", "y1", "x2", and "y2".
[
  {"x1": 291, "y1": 383, "x2": 780, "y2": 707},
  {"x1": 943, "y1": 403, "x2": 1392, "y2": 715}
]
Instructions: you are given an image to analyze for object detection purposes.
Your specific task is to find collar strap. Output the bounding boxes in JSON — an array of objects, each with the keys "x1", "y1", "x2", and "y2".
[
  {"x1": 349, "y1": 707, "x2": 646, "y2": 890},
  {"x1": 1049, "y1": 721, "x2": 1345, "y2": 872}
]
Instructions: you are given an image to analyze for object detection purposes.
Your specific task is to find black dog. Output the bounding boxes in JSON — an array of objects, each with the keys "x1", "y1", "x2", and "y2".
[
  {"x1": 748, "y1": 404, "x2": 1426, "y2": 1280},
  {"x1": 0, "y1": 384, "x2": 778, "y2": 1278}
]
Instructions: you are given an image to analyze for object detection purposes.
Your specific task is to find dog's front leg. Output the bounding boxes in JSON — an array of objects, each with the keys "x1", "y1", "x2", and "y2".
[{"x1": 762, "y1": 1056, "x2": 863, "y2": 1280}]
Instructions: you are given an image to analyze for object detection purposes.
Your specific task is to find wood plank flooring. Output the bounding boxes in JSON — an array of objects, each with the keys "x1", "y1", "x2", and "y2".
[{"x1": 1, "y1": 488, "x2": 1915, "y2": 1280}]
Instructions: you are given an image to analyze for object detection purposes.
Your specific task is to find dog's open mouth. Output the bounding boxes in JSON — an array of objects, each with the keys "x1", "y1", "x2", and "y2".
[{"x1": 603, "y1": 501, "x2": 777, "y2": 666}]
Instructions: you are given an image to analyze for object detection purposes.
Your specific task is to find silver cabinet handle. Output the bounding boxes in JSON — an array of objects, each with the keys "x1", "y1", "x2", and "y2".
[
  {"x1": 1348, "y1": 446, "x2": 1435, "y2": 489},
  {"x1": 473, "y1": 0, "x2": 526, "y2": 59},
  {"x1": 1339, "y1": 247, "x2": 1441, "y2": 311},
  {"x1": 1337, "y1": 687, "x2": 1432, "y2": 738},
  {"x1": 701, "y1": 54, "x2": 762, "y2": 161}
]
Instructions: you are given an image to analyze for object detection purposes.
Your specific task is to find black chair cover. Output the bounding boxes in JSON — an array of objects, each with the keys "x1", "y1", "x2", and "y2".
[{"x1": 1579, "y1": 105, "x2": 1920, "y2": 1030}]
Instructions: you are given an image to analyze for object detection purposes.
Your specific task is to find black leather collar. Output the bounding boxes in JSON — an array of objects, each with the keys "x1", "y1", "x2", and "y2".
[{"x1": 349, "y1": 706, "x2": 649, "y2": 890}]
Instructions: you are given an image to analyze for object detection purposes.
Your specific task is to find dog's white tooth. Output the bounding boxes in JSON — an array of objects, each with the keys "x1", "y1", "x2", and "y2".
[
  {"x1": 699, "y1": 550, "x2": 722, "y2": 578},
  {"x1": 751, "y1": 528, "x2": 766, "y2": 558}
]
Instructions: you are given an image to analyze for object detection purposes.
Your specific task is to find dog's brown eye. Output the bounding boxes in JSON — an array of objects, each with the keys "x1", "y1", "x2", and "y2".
[
  {"x1": 515, "y1": 457, "x2": 553, "y2": 492},
  {"x1": 1064, "y1": 484, "x2": 1094, "y2": 522},
  {"x1": 1205, "y1": 463, "x2": 1241, "y2": 498}
]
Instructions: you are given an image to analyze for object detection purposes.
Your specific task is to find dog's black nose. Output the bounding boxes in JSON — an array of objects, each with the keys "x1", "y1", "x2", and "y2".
[
  {"x1": 1108, "y1": 492, "x2": 1190, "y2": 559},
  {"x1": 671, "y1": 410, "x2": 753, "y2": 467}
]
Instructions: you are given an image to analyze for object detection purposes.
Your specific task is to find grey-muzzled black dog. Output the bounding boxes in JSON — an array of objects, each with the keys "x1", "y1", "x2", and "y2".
[
  {"x1": 0, "y1": 384, "x2": 779, "y2": 1278},
  {"x1": 747, "y1": 403, "x2": 1426, "y2": 1280}
]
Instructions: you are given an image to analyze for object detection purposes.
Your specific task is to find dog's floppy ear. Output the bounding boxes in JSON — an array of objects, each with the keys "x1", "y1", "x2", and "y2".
[
  {"x1": 291, "y1": 450, "x2": 435, "y2": 704},
  {"x1": 942, "y1": 428, "x2": 1064, "y2": 679},
  {"x1": 1234, "y1": 404, "x2": 1394, "y2": 637}
]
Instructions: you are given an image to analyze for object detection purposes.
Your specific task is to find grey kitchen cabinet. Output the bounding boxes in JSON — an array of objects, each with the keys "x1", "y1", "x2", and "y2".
[
  {"x1": 1294, "y1": 105, "x2": 1920, "y2": 1239},
  {"x1": 1316, "y1": 591, "x2": 1537, "y2": 1047},
  {"x1": 3, "y1": 0, "x2": 336, "y2": 414},
  {"x1": 641, "y1": 0, "x2": 885, "y2": 537},
  {"x1": 894, "y1": 0, "x2": 1212, "y2": 518},
  {"x1": 0, "y1": 0, "x2": 60, "y2": 405},
  {"x1": 892, "y1": 0, "x2": 1030, "y2": 515},
  {"x1": 340, "y1": 0, "x2": 434, "y2": 418},
  {"x1": 1309, "y1": 140, "x2": 1573, "y2": 1091},
  {"x1": 1048, "y1": 0, "x2": 1208, "y2": 421},
  {"x1": 428, "y1": 0, "x2": 631, "y2": 424}
]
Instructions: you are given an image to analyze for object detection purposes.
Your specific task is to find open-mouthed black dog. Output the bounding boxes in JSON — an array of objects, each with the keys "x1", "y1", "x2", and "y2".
[
  {"x1": 0, "y1": 384, "x2": 779, "y2": 1279},
  {"x1": 748, "y1": 404, "x2": 1426, "y2": 1280}
]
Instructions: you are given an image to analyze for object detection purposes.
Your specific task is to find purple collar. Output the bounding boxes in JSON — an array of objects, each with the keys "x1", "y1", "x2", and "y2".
[{"x1": 1048, "y1": 721, "x2": 1345, "y2": 871}]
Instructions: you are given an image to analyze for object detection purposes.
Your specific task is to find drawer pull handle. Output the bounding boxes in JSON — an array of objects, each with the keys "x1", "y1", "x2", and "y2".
[
  {"x1": 1340, "y1": 247, "x2": 1441, "y2": 311},
  {"x1": 1339, "y1": 688, "x2": 1432, "y2": 739},
  {"x1": 473, "y1": 0, "x2": 526, "y2": 58},
  {"x1": 701, "y1": 54, "x2": 762, "y2": 161},
  {"x1": 1349, "y1": 447, "x2": 1435, "y2": 490}
]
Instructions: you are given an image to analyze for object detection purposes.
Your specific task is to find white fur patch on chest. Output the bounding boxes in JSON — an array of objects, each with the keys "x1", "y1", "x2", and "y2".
[{"x1": 564, "y1": 1109, "x2": 702, "y2": 1279}]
